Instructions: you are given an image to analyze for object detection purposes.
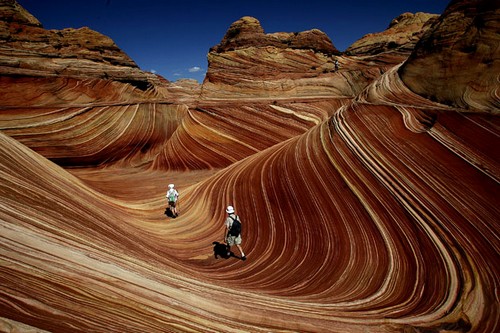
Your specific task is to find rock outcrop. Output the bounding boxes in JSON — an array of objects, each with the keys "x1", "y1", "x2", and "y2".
[
  {"x1": 0, "y1": 0, "x2": 498, "y2": 332},
  {"x1": 201, "y1": 15, "x2": 438, "y2": 100},
  {"x1": 0, "y1": 0, "x2": 161, "y2": 89},
  {"x1": 202, "y1": 16, "x2": 345, "y2": 99},
  {"x1": 399, "y1": 0, "x2": 500, "y2": 113},
  {"x1": 212, "y1": 16, "x2": 339, "y2": 55},
  {"x1": 345, "y1": 12, "x2": 439, "y2": 55}
]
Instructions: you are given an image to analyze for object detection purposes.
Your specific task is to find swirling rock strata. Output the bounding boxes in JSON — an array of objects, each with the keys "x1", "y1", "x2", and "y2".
[
  {"x1": 1, "y1": 71, "x2": 497, "y2": 332},
  {"x1": 151, "y1": 99, "x2": 346, "y2": 170},
  {"x1": 399, "y1": 0, "x2": 500, "y2": 113},
  {"x1": 0, "y1": 0, "x2": 498, "y2": 332},
  {"x1": 0, "y1": 76, "x2": 183, "y2": 167},
  {"x1": 202, "y1": 15, "x2": 436, "y2": 100}
]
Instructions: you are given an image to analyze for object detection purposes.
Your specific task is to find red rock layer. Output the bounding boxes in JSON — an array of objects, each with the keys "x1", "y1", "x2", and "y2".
[
  {"x1": 202, "y1": 16, "x2": 339, "y2": 99},
  {"x1": 399, "y1": 0, "x2": 500, "y2": 113},
  {"x1": 152, "y1": 99, "x2": 346, "y2": 170},
  {"x1": 0, "y1": 0, "x2": 161, "y2": 88},
  {"x1": 0, "y1": 0, "x2": 498, "y2": 332},
  {"x1": 346, "y1": 12, "x2": 439, "y2": 55},
  {"x1": 201, "y1": 15, "x2": 433, "y2": 100},
  {"x1": 0, "y1": 76, "x2": 184, "y2": 167},
  {"x1": 1, "y1": 69, "x2": 498, "y2": 332}
]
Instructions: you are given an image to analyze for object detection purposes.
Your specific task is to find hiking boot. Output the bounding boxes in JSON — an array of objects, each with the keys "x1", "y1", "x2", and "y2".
[{"x1": 241, "y1": 256, "x2": 247, "y2": 261}]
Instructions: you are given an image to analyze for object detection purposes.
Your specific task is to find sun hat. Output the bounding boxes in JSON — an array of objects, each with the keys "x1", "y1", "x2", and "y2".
[
  {"x1": 168, "y1": 184, "x2": 174, "y2": 189},
  {"x1": 226, "y1": 205, "x2": 234, "y2": 214}
]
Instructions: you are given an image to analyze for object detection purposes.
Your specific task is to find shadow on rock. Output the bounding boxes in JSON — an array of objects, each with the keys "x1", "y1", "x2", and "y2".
[{"x1": 212, "y1": 241, "x2": 231, "y2": 259}]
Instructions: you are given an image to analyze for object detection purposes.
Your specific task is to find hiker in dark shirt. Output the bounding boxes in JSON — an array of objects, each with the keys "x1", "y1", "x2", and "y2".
[{"x1": 224, "y1": 205, "x2": 246, "y2": 260}]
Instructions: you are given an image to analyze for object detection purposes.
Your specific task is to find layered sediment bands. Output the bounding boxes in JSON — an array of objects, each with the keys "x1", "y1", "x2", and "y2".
[
  {"x1": 152, "y1": 99, "x2": 347, "y2": 170},
  {"x1": 202, "y1": 16, "x2": 343, "y2": 99},
  {"x1": 1, "y1": 0, "x2": 499, "y2": 332},
  {"x1": 346, "y1": 12, "x2": 439, "y2": 55},
  {"x1": 0, "y1": 76, "x2": 159, "y2": 107},
  {"x1": 0, "y1": 103, "x2": 185, "y2": 167},
  {"x1": 202, "y1": 46, "x2": 340, "y2": 99},
  {"x1": 202, "y1": 50, "x2": 405, "y2": 99},
  {"x1": 0, "y1": 132, "x2": 222, "y2": 332},
  {"x1": 0, "y1": 77, "x2": 185, "y2": 167},
  {"x1": 399, "y1": 0, "x2": 500, "y2": 113},
  {"x1": 181, "y1": 84, "x2": 498, "y2": 330},
  {"x1": 201, "y1": 14, "x2": 436, "y2": 100},
  {"x1": 1, "y1": 75, "x2": 498, "y2": 331},
  {"x1": 0, "y1": 0, "x2": 161, "y2": 88}
]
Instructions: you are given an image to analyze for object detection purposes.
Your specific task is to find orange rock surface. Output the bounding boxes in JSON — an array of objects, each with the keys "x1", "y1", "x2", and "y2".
[
  {"x1": 345, "y1": 12, "x2": 439, "y2": 55},
  {"x1": 0, "y1": 0, "x2": 498, "y2": 332}
]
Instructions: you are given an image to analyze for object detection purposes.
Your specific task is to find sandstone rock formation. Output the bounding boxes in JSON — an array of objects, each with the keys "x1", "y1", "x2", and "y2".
[
  {"x1": 212, "y1": 16, "x2": 339, "y2": 55},
  {"x1": 0, "y1": 0, "x2": 498, "y2": 332},
  {"x1": 201, "y1": 15, "x2": 439, "y2": 100},
  {"x1": 0, "y1": 0, "x2": 161, "y2": 88},
  {"x1": 202, "y1": 16, "x2": 345, "y2": 99},
  {"x1": 399, "y1": 0, "x2": 500, "y2": 113},
  {"x1": 345, "y1": 12, "x2": 439, "y2": 55}
]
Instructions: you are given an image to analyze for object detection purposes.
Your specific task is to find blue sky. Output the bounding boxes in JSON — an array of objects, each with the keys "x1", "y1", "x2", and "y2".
[{"x1": 17, "y1": 0, "x2": 449, "y2": 83}]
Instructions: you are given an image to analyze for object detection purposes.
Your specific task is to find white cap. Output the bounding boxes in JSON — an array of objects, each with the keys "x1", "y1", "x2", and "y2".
[
  {"x1": 168, "y1": 184, "x2": 174, "y2": 189},
  {"x1": 226, "y1": 205, "x2": 234, "y2": 214}
]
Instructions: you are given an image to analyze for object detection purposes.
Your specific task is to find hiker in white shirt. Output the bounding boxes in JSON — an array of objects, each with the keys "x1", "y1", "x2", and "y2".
[
  {"x1": 224, "y1": 205, "x2": 246, "y2": 260},
  {"x1": 166, "y1": 184, "x2": 179, "y2": 217}
]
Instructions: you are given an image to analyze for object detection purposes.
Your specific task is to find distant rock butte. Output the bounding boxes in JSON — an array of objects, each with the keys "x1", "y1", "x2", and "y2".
[
  {"x1": 399, "y1": 0, "x2": 500, "y2": 113},
  {"x1": 202, "y1": 16, "x2": 344, "y2": 99},
  {"x1": 201, "y1": 15, "x2": 439, "y2": 99},
  {"x1": 212, "y1": 16, "x2": 339, "y2": 55},
  {"x1": 0, "y1": 0, "x2": 161, "y2": 89},
  {"x1": 346, "y1": 12, "x2": 439, "y2": 55},
  {"x1": 0, "y1": 0, "x2": 40, "y2": 26}
]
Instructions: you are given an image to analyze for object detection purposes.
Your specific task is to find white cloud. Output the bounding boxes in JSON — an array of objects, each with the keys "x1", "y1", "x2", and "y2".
[
  {"x1": 150, "y1": 69, "x2": 157, "y2": 74},
  {"x1": 188, "y1": 66, "x2": 202, "y2": 73}
]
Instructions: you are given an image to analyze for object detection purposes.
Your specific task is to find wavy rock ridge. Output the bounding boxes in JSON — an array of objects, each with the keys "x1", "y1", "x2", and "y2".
[
  {"x1": 0, "y1": 0, "x2": 160, "y2": 88},
  {"x1": 399, "y1": 0, "x2": 500, "y2": 113},
  {"x1": 0, "y1": 0, "x2": 499, "y2": 332}
]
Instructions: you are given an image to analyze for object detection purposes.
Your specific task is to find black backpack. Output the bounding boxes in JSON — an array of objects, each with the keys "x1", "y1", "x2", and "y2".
[{"x1": 228, "y1": 216, "x2": 241, "y2": 236}]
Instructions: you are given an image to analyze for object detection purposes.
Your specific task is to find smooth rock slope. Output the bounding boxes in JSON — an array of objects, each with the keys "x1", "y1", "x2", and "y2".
[{"x1": 0, "y1": 0, "x2": 498, "y2": 332}]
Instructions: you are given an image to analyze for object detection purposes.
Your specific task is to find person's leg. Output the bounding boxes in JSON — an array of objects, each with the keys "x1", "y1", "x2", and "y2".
[
  {"x1": 226, "y1": 236, "x2": 234, "y2": 257},
  {"x1": 168, "y1": 202, "x2": 178, "y2": 217},
  {"x1": 235, "y1": 235, "x2": 246, "y2": 260},
  {"x1": 236, "y1": 244, "x2": 246, "y2": 259}
]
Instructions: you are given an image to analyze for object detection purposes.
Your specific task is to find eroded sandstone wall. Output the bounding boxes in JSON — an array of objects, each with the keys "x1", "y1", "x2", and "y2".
[
  {"x1": 399, "y1": 0, "x2": 500, "y2": 113},
  {"x1": 0, "y1": 0, "x2": 498, "y2": 332}
]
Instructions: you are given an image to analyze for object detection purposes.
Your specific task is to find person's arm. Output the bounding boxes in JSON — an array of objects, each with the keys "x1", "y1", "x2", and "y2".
[{"x1": 224, "y1": 217, "x2": 230, "y2": 240}]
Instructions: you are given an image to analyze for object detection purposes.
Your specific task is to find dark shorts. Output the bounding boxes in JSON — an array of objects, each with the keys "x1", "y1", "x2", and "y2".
[{"x1": 168, "y1": 201, "x2": 176, "y2": 207}]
